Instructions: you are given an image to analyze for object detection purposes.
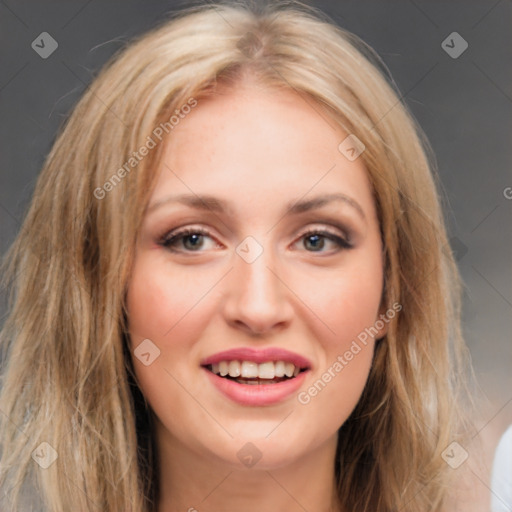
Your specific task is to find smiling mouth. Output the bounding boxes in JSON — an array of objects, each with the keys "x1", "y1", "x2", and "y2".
[{"x1": 204, "y1": 360, "x2": 308, "y2": 385}]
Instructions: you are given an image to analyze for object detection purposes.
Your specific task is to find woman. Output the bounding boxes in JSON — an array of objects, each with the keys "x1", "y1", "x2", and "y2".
[{"x1": 0, "y1": 1, "x2": 473, "y2": 511}]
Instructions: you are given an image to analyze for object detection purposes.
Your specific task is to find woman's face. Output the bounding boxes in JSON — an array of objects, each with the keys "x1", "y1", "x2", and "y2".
[{"x1": 126, "y1": 84, "x2": 387, "y2": 470}]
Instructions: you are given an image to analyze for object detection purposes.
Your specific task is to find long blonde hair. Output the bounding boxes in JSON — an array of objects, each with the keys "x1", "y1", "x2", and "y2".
[{"x1": 0, "y1": 1, "x2": 472, "y2": 511}]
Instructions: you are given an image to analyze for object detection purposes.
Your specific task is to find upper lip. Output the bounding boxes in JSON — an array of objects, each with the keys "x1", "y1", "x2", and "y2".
[{"x1": 201, "y1": 347, "x2": 312, "y2": 370}]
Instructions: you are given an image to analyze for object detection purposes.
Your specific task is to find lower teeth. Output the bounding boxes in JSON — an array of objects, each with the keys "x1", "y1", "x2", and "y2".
[
  {"x1": 232, "y1": 376, "x2": 290, "y2": 385},
  {"x1": 207, "y1": 367, "x2": 301, "y2": 384}
]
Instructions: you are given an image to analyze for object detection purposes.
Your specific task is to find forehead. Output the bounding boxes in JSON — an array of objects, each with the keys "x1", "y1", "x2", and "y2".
[
  {"x1": 150, "y1": 85, "x2": 376, "y2": 222},
  {"x1": 166, "y1": 85, "x2": 343, "y2": 167}
]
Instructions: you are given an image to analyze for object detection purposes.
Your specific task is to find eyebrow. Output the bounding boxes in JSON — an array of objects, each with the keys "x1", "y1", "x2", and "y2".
[{"x1": 147, "y1": 192, "x2": 366, "y2": 220}]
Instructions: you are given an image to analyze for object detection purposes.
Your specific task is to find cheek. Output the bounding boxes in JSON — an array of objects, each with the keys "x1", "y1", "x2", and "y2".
[
  {"x1": 125, "y1": 254, "x2": 222, "y2": 412},
  {"x1": 302, "y1": 252, "x2": 384, "y2": 346},
  {"x1": 292, "y1": 253, "x2": 382, "y2": 412},
  {"x1": 126, "y1": 253, "x2": 213, "y2": 340},
  {"x1": 125, "y1": 256, "x2": 211, "y2": 413},
  {"x1": 296, "y1": 282, "x2": 378, "y2": 431}
]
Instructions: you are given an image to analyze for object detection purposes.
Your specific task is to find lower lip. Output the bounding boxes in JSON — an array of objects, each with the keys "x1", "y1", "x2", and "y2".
[{"x1": 203, "y1": 367, "x2": 309, "y2": 406}]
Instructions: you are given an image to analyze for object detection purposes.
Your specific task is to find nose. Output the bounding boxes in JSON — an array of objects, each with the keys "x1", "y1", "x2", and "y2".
[{"x1": 222, "y1": 244, "x2": 294, "y2": 336}]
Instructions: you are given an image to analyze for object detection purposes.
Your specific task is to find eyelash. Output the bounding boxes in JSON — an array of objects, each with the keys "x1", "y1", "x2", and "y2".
[{"x1": 159, "y1": 226, "x2": 353, "y2": 254}]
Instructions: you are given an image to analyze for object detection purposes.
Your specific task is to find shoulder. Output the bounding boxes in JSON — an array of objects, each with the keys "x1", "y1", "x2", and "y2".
[
  {"x1": 493, "y1": 425, "x2": 512, "y2": 468},
  {"x1": 491, "y1": 425, "x2": 512, "y2": 511}
]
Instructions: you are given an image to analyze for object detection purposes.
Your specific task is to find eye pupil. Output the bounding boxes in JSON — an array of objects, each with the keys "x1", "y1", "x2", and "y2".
[
  {"x1": 304, "y1": 234, "x2": 325, "y2": 251},
  {"x1": 184, "y1": 233, "x2": 203, "y2": 250}
]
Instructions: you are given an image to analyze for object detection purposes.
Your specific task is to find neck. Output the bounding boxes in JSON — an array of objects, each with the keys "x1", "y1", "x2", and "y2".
[{"x1": 155, "y1": 422, "x2": 342, "y2": 512}]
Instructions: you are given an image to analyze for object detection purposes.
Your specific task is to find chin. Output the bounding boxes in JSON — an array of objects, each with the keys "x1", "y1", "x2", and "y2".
[{"x1": 199, "y1": 426, "x2": 323, "y2": 471}]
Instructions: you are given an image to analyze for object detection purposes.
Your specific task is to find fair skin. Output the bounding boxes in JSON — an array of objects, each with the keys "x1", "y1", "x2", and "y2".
[{"x1": 126, "y1": 82, "x2": 387, "y2": 512}]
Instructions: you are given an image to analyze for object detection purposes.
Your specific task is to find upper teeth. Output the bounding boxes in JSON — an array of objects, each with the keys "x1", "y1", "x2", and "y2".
[{"x1": 211, "y1": 360, "x2": 300, "y2": 379}]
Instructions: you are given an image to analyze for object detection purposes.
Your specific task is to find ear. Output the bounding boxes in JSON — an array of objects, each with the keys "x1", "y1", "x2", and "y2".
[
  {"x1": 374, "y1": 301, "x2": 401, "y2": 341},
  {"x1": 375, "y1": 252, "x2": 390, "y2": 341},
  {"x1": 375, "y1": 308, "x2": 389, "y2": 340}
]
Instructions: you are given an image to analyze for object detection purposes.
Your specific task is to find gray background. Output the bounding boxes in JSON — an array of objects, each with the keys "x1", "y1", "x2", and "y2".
[{"x1": 0, "y1": 0, "x2": 511, "y2": 506}]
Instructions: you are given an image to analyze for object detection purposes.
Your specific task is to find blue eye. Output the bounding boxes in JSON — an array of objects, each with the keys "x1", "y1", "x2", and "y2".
[
  {"x1": 299, "y1": 230, "x2": 352, "y2": 252},
  {"x1": 161, "y1": 228, "x2": 219, "y2": 252},
  {"x1": 160, "y1": 227, "x2": 352, "y2": 254}
]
